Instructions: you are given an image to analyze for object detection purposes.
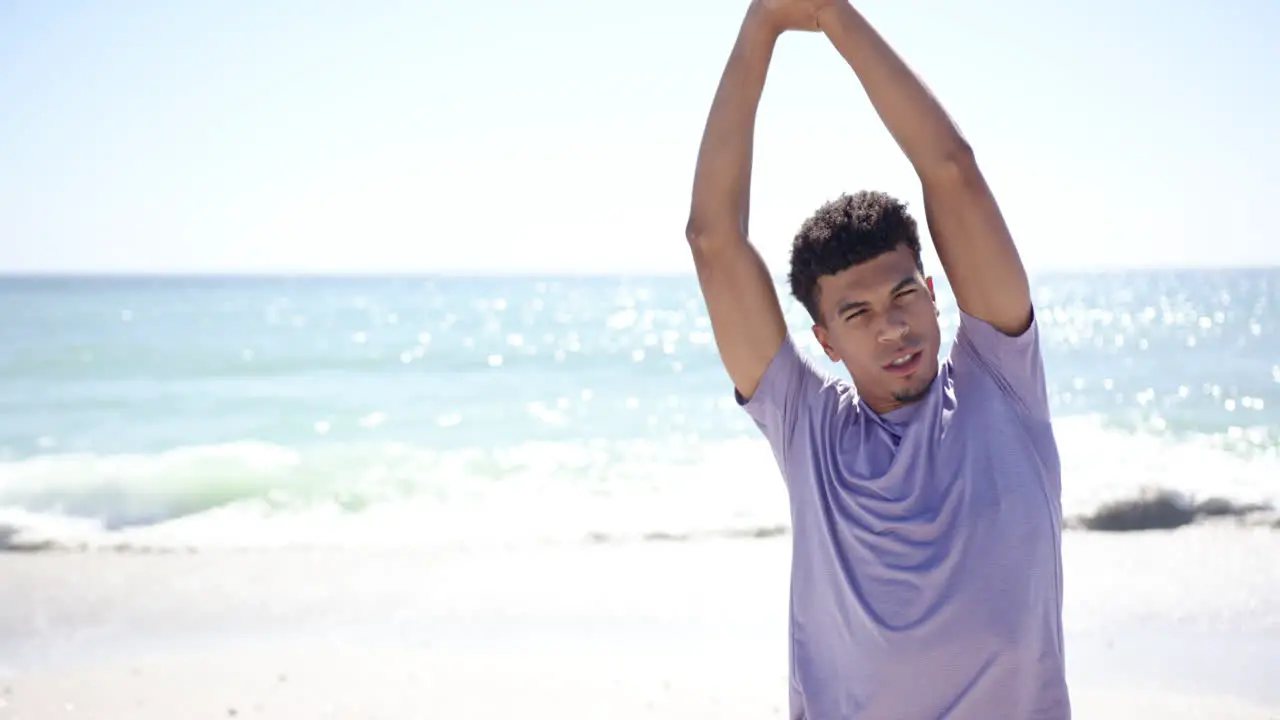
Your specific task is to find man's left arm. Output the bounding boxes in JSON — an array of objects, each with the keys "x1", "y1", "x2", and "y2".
[{"x1": 815, "y1": 1, "x2": 1032, "y2": 336}]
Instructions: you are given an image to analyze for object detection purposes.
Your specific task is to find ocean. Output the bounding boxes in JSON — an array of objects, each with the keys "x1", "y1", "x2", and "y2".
[{"x1": 1, "y1": 269, "x2": 1277, "y2": 551}]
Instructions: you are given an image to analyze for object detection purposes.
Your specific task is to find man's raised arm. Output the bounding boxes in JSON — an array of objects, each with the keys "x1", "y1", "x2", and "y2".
[
  {"x1": 686, "y1": 1, "x2": 816, "y2": 400},
  {"x1": 816, "y1": 2, "x2": 1033, "y2": 336}
]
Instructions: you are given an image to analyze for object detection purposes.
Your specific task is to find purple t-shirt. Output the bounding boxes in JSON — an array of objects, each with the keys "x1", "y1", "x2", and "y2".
[{"x1": 739, "y1": 309, "x2": 1070, "y2": 719}]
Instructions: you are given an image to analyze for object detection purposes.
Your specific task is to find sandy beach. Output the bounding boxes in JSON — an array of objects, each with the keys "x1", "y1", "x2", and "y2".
[
  {"x1": 5, "y1": 638, "x2": 1279, "y2": 719},
  {"x1": 2, "y1": 524, "x2": 1278, "y2": 719}
]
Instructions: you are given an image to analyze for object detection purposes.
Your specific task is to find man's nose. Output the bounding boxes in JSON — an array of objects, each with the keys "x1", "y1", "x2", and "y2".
[{"x1": 877, "y1": 309, "x2": 910, "y2": 343}]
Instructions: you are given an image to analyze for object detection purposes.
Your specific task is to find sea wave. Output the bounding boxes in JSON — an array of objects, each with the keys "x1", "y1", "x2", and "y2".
[{"x1": 1, "y1": 416, "x2": 1276, "y2": 552}]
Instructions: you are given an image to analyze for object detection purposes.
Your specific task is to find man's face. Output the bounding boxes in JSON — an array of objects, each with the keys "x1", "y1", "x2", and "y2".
[{"x1": 811, "y1": 244, "x2": 942, "y2": 414}]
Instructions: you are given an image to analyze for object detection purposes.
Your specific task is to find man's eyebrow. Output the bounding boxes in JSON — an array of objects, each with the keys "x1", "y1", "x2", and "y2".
[
  {"x1": 889, "y1": 276, "x2": 920, "y2": 294},
  {"x1": 835, "y1": 277, "x2": 920, "y2": 316},
  {"x1": 836, "y1": 298, "x2": 869, "y2": 316}
]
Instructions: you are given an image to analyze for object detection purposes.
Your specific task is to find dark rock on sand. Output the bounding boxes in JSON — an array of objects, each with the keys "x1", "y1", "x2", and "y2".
[{"x1": 1077, "y1": 489, "x2": 1275, "y2": 532}]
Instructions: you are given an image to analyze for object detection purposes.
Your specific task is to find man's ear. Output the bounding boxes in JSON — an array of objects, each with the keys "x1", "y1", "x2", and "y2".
[
  {"x1": 925, "y1": 275, "x2": 940, "y2": 316},
  {"x1": 812, "y1": 323, "x2": 840, "y2": 362}
]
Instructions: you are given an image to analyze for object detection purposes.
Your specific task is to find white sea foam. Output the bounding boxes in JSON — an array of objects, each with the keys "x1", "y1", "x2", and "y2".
[{"x1": 0, "y1": 416, "x2": 1275, "y2": 552}]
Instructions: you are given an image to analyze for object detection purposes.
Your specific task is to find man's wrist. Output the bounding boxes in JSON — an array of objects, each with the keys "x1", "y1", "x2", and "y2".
[
  {"x1": 742, "y1": 2, "x2": 786, "y2": 42},
  {"x1": 815, "y1": 0, "x2": 850, "y2": 32}
]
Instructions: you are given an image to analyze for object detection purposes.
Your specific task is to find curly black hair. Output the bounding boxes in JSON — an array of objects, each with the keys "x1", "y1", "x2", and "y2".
[{"x1": 787, "y1": 190, "x2": 923, "y2": 322}]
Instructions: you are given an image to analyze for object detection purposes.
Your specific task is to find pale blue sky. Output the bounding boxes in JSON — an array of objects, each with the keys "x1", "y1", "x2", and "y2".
[{"x1": 2, "y1": 0, "x2": 1277, "y2": 275}]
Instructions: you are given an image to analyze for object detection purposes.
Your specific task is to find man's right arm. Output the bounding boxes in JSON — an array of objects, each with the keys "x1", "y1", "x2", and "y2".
[{"x1": 685, "y1": 3, "x2": 802, "y2": 402}]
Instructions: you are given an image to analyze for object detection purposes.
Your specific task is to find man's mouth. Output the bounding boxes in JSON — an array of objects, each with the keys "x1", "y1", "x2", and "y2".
[{"x1": 883, "y1": 350, "x2": 923, "y2": 375}]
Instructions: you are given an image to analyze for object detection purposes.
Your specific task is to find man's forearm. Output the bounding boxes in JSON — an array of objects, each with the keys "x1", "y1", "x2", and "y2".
[
  {"x1": 817, "y1": 2, "x2": 972, "y2": 177},
  {"x1": 686, "y1": 9, "x2": 780, "y2": 242}
]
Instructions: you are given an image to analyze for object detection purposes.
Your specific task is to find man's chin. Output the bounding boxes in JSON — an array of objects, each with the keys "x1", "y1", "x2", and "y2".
[{"x1": 891, "y1": 375, "x2": 936, "y2": 405}]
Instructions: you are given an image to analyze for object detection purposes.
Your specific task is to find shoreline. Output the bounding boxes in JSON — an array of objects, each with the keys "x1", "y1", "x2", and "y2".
[{"x1": 2, "y1": 504, "x2": 1276, "y2": 555}]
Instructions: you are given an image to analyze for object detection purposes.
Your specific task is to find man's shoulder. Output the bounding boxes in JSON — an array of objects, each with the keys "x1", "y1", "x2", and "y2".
[
  {"x1": 943, "y1": 309, "x2": 1051, "y2": 421},
  {"x1": 940, "y1": 345, "x2": 1062, "y2": 486},
  {"x1": 738, "y1": 334, "x2": 853, "y2": 410},
  {"x1": 942, "y1": 353, "x2": 1043, "y2": 420},
  {"x1": 737, "y1": 335, "x2": 864, "y2": 470}
]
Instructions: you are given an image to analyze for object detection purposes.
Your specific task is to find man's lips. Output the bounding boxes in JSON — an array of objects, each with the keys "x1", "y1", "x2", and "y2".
[{"x1": 882, "y1": 349, "x2": 923, "y2": 375}]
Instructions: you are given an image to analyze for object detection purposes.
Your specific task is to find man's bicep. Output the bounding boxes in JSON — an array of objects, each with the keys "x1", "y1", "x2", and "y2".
[
  {"x1": 954, "y1": 308, "x2": 1050, "y2": 419},
  {"x1": 690, "y1": 232, "x2": 789, "y2": 401}
]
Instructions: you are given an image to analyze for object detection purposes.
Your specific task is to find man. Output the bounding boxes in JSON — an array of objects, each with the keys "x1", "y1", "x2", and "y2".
[{"x1": 685, "y1": 1, "x2": 1069, "y2": 718}]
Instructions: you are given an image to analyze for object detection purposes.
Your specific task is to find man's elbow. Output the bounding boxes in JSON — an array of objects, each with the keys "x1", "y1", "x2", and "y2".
[
  {"x1": 685, "y1": 217, "x2": 745, "y2": 257},
  {"x1": 918, "y1": 140, "x2": 981, "y2": 186},
  {"x1": 684, "y1": 216, "x2": 705, "y2": 247}
]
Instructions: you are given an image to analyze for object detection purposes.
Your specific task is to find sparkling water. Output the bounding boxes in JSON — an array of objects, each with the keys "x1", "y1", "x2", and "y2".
[{"x1": 1, "y1": 270, "x2": 1276, "y2": 550}]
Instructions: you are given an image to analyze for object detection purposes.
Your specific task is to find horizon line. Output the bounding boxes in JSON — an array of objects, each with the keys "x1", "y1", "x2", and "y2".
[{"x1": 1, "y1": 263, "x2": 1278, "y2": 280}]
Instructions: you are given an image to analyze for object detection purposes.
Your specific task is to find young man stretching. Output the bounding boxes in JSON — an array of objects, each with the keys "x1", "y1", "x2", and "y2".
[{"x1": 684, "y1": 1, "x2": 1069, "y2": 718}]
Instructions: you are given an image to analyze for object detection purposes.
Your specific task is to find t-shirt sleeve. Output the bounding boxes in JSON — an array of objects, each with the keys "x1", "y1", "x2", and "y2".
[
  {"x1": 952, "y1": 307, "x2": 1051, "y2": 420},
  {"x1": 735, "y1": 334, "x2": 845, "y2": 468}
]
